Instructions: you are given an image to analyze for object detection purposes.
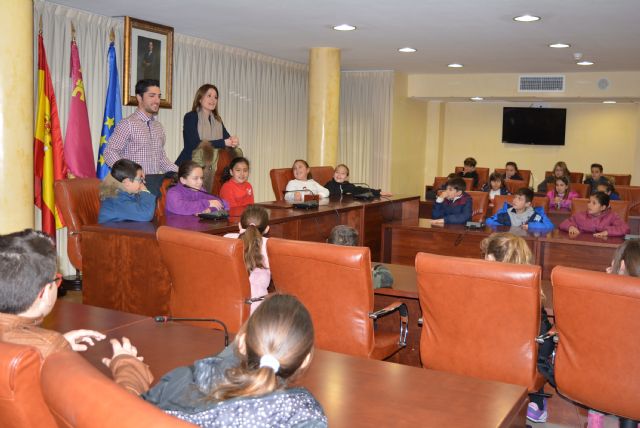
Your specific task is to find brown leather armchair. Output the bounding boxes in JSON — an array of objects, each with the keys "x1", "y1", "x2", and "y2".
[
  {"x1": 467, "y1": 191, "x2": 489, "y2": 222},
  {"x1": 605, "y1": 174, "x2": 631, "y2": 186},
  {"x1": 416, "y1": 252, "x2": 545, "y2": 393},
  {"x1": 545, "y1": 171, "x2": 584, "y2": 183},
  {"x1": 570, "y1": 198, "x2": 630, "y2": 222},
  {"x1": 41, "y1": 350, "x2": 195, "y2": 427},
  {"x1": 616, "y1": 186, "x2": 640, "y2": 215},
  {"x1": 267, "y1": 238, "x2": 408, "y2": 360},
  {"x1": 54, "y1": 178, "x2": 101, "y2": 290},
  {"x1": 454, "y1": 166, "x2": 490, "y2": 190},
  {"x1": 156, "y1": 226, "x2": 252, "y2": 332},
  {"x1": 0, "y1": 342, "x2": 56, "y2": 428},
  {"x1": 551, "y1": 266, "x2": 640, "y2": 422},
  {"x1": 269, "y1": 166, "x2": 334, "y2": 201}
]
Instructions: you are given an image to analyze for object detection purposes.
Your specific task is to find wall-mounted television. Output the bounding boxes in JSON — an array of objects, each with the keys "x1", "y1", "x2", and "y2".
[{"x1": 502, "y1": 107, "x2": 566, "y2": 146}]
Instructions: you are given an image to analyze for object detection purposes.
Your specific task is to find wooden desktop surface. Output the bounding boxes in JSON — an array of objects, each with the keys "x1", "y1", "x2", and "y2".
[{"x1": 45, "y1": 301, "x2": 527, "y2": 428}]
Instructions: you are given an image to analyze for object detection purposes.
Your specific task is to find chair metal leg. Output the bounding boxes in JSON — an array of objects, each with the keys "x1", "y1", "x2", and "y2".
[
  {"x1": 62, "y1": 269, "x2": 82, "y2": 291},
  {"x1": 619, "y1": 417, "x2": 639, "y2": 428}
]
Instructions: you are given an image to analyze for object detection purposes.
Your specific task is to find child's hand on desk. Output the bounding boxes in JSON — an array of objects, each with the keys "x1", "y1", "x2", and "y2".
[
  {"x1": 568, "y1": 226, "x2": 580, "y2": 236},
  {"x1": 381, "y1": 191, "x2": 393, "y2": 197},
  {"x1": 209, "y1": 199, "x2": 223, "y2": 210},
  {"x1": 102, "y1": 337, "x2": 144, "y2": 367},
  {"x1": 63, "y1": 329, "x2": 106, "y2": 352},
  {"x1": 430, "y1": 219, "x2": 445, "y2": 226},
  {"x1": 593, "y1": 230, "x2": 608, "y2": 238},
  {"x1": 294, "y1": 192, "x2": 303, "y2": 202}
]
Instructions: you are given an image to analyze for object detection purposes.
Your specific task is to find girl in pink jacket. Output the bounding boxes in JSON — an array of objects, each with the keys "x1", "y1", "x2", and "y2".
[
  {"x1": 547, "y1": 176, "x2": 579, "y2": 210},
  {"x1": 559, "y1": 192, "x2": 629, "y2": 238}
]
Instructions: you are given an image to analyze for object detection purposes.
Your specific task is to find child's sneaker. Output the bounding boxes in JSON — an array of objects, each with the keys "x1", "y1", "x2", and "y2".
[
  {"x1": 587, "y1": 410, "x2": 604, "y2": 428},
  {"x1": 527, "y1": 399, "x2": 548, "y2": 423}
]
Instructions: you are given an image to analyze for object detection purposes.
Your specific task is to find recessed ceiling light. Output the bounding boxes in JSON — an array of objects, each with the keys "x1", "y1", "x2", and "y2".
[
  {"x1": 398, "y1": 47, "x2": 417, "y2": 53},
  {"x1": 577, "y1": 60, "x2": 594, "y2": 66},
  {"x1": 603, "y1": 100, "x2": 616, "y2": 104},
  {"x1": 513, "y1": 14, "x2": 541, "y2": 22},
  {"x1": 470, "y1": 97, "x2": 484, "y2": 101},
  {"x1": 549, "y1": 43, "x2": 571, "y2": 48},
  {"x1": 333, "y1": 24, "x2": 356, "y2": 31},
  {"x1": 448, "y1": 63, "x2": 463, "y2": 68}
]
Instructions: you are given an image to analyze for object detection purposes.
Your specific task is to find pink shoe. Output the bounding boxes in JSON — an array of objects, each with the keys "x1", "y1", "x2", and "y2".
[{"x1": 587, "y1": 410, "x2": 604, "y2": 428}]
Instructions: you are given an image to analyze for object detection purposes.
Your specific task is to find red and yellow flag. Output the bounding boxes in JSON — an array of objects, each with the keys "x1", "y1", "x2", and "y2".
[{"x1": 34, "y1": 33, "x2": 67, "y2": 238}]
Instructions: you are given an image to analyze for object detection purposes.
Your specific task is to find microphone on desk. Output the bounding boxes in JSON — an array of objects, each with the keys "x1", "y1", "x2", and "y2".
[
  {"x1": 283, "y1": 189, "x2": 319, "y2": 209},
  {"x1": 154, "y1": 316, "x2": 229, "y2": 347},
  {"x1": 350, "y1": 183, "x2": 376, "y2": 200}
]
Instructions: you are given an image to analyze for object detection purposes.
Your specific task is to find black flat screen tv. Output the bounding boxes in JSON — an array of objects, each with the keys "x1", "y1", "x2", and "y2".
[{"x1": 502, "y1": 107, "x2": 566, "y2": 146}]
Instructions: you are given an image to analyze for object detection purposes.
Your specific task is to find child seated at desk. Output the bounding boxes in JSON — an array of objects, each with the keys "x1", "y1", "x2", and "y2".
[
  {"x1": 138, "y1": 294, "x2": 327, "y2": 427},
  {"x1": 431, "y1": 177, "x2": 472, "y2": 225},
  {"x1": 596, "y1": 180, "x2": 620, "y2": 201},
  {"x1": 98, "y1": 159, "x2": 156, "y2": 223},
  {"x1": 559, "y1": 192, "x2": 629, "y2": 238},
  {"x1": 537, "y1": 161, "x2": 570, "y2": 193},
  {"x1": 166, "y1": 160, "x2": 228, "y2": 216},
  {"x1": 219, "y1": 157, "x2": 255, "y2": 209},
  {"x1": 284, "y1": 159, "x2": 330, "y2": 202},
  {"x1": 504, "y1": 161, "x2": 523, "y2": 181},
  {"x1": 546, "y1": 176, "x2": 579, "y2": 210},
  {"x1": 481, "y1": 172, "x2": 509, "y2": 206},
  {"x1": 0, "y1": 229, "x2": 151, "y2": 393},
  {"x1": 486, "y1": 188, "x2": 554, "y2": 231},
  {"x1": 457, "y1": 157, "x2": 479, "y2": 189},
  {"x1": 324, "y1": 164, "x2": 391, "y2": 198},
  {"x1": 584, "y1": 163, "x2": 609, "y2": 193}
]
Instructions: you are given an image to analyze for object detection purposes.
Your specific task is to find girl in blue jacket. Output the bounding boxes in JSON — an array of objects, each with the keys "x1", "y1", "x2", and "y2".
[{"x1": 98, "y1": 159, "x2": 156, "y2": 223}]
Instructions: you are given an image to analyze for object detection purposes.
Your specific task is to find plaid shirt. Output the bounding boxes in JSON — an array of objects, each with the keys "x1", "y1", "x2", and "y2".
[{"x1": 104, "y1": 110, "x2": 177, "y2": 174}]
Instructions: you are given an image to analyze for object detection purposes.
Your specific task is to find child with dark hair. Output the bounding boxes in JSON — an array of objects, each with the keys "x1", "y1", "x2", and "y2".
[
  {"x1": 596, "y1": 180, "x2": 620, "y2": 200},
  {"x1": 481, "y1": 172, "x2": 509, "y2": 205},
  {"x1": 504, "y1": 161, "x2": 523, "y2": 181},
  {"x1": 584, "y1": 163, "x2": 609, "y2": 192},
  {"x1": 426, "y1": 173, "x2": 457, "y2": 200},
  {"x1": 559, "y1": 192, "x2": 629, "y2": 238},
  {"x1": 486, "y1": 188, "x2": 554, "y2": 230},
  {"x1": 219, "y1": 157, "x2": 255, "y2": 209},
  {"x1": 457, "y1": 157, "x2": 479, "y2": 188},
  {"x1": 284, "y1": 159, "x2": 330, "y2": 202},
  {"x1": 537, "y1": 161, "x2": 570, "y2": 193},
  {"x1": 431, "y1": 177, "x2": 472, "y2": 225},
  {"x1": 0, "y1": 229, "x2": 151, "y2": 393},
  {"x1": 324, "y1": 164, "x2": 391, "y2": 198},
  {"x1": 224, "y1": 206, "x2": 270, "y2": 313},
  {"x1": 546, "y1": 176, "x2": 579, "y2": 210},
  {"x1": 165, "y1": 160, "x2": 228, "y2": 215},
  {"x1": 98, "y1": 158, "x2": 156, "y2": 223}
]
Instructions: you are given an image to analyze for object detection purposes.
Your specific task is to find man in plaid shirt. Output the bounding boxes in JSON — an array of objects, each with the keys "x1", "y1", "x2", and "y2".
[{"x1": 104, "y1": 79, "x2": 177, "y2": 197}]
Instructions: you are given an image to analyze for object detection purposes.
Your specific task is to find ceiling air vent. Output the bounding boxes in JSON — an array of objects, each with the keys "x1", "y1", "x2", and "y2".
[{"x1": 519, "y1": 75, "x2": 565, "y2": 92}]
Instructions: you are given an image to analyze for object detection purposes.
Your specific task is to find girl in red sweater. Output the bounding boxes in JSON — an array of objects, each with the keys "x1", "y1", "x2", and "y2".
[{"x1": 220, "y1": 157, "x2": 255, "y2": 209}]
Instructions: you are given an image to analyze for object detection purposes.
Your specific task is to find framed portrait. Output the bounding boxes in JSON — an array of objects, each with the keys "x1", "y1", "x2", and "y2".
[{"x1": 123, "y1": 17, "x2": 174, "y2": 108}]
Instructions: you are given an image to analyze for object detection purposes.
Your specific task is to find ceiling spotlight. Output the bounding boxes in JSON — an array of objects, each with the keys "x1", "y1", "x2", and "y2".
[
  {"x1": 448, "y1": 63, "x2": 463, "y2": 68},
  {"x1": 513, "y1": 14, "x2": 541, "y2": 22},
  {"x1": 577, "y1": 60, "x2": 594, "y2": 66},
  {"x1": 602, "y1": 100, "x2": 616, "y2": 104},
  {"x1": 470, "y1": 97, "x2": 484, "y2": 101},
  {"x1": 549, "y1": 43, "x2": 570, "y2": 48},
  {"x1": 398, "y1": 47, "x2": 417, "y2": 53},
  {"x1": 333, "y1": 24, "x2": 356, "y2": 31}
]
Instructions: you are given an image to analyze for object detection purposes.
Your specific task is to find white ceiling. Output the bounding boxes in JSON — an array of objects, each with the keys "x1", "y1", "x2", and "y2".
[{"x1": 51, "y1": 0, "x2": 640, "y2": 74}]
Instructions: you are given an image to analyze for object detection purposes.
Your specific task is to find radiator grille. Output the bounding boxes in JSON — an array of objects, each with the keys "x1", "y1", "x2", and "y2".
[{"x1": 519, "y1": 76, "x2": 565, "y2": 92}]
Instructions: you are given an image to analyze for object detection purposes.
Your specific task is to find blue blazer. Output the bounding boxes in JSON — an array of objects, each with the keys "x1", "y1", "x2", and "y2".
[{"x1": 98, "y1": 191, "x2": 156, "y2": 223}]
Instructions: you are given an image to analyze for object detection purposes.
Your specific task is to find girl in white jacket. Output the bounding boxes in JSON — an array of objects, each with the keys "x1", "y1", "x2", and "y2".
[{"x1": 284, "y1": 159, "x2": 330, "y2": 202}]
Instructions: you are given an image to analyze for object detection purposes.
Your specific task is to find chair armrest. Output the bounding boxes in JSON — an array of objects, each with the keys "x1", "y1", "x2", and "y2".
[
  {"x1": 369, "y1": 301, "x2": 409, "y2": 347},
  {"x1": 244, "y1": 295, "x2": 267, "y2": 305}
]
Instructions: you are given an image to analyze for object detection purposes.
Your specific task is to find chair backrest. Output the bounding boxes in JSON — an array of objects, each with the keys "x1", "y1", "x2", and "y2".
[
  {"x1": 570, "y1": 198, "x2": 630, "y2": 222},
  {"x1": 454, "y1": 166, "x2": 490, "y2": 190},
  {"x1": 605, "y1": 174, "x2": 632, "y2": 186},
  {"x1": 545, "y1": 171, "x2": 584, "y2": 183},
  {"x1": 156, "y1": 226, "x2": 251, "y2": 333},
  {"x1": 54, "y1": 178, "x2": 101, "y2": 270},
  {"x1": 154, "y1": 177, "x2": 174, "y2": 219},
  {"x1": 41, "y1": 350, "x2": 195, "y2": 427},
  {"x1": 432, "y1": 176, "x2": 473, "y2": 192},
  {"x1": 211, "y1": 148, "x2": 237, "y2": 196},
  {"x1": 416, "y1": 252, "x2": 543, "y2": 392},
  {"x1": 546, "y1": 182, "x2": 590, "y2": 198},
  {"x1": 616, "y1": 186, "x2": 640, "y2": 215},
  {"x1": 267, "y1": 238, "x2": 376, "y2": 358},
  {"x1": 495, "y1": 168, "x2": 531, "y2": 186},
  {"x1": 492, "y1": 194, "x2": 549, "y2": 212},
  {"x1": 504, "y1": 179, "x2": 527, "y2": 195},
  {"x1": 467, "y1": 191, "x2": 489, "y2": 222},
  {"x1": 269, "y1": 166, "x2": 335, "y2": 201},
  {"x1": 0, "y1": 342, "x2": 56, "y2": 428},
  {"x1": 551, "y1": 266, "x2": 640, "y2": 420}
]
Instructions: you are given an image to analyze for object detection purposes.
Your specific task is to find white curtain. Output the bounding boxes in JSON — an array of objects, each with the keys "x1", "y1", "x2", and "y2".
[{"x1": 339, "y1": 71, "x2": 394, "y2": 191}]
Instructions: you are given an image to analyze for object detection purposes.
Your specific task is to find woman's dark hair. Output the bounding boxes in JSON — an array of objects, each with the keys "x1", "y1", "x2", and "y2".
[
  {"x1": 611, "y1": 240, "x2": 640, "y2": 277},
  {"x1": 221, "y1": 157, "x2": 250, "y2": 184},
  {"x1": 554, "y1": 176, "x2": 571, "y2": 200},
  {"x1": 591, "y1": 191, "x2": 610, "y2": 208},
  {"x1": 292, "y1": 159, "x2": 312, "y2": 179},
  {"x1": 488, "y1": 172, "x2": 506, "y2": 189},
  {"x1": 111, "y1": 159, "x2": 142, "y2": 182},
  {"x1": 210, "y1": 294, "x2": 314, "y2": 400},
  {"x1": 191, "y1": 84, "x2": 222, "y2": 122},
  {"x1": 239, "y1": 206, "x2": 269, "y2": 272}
]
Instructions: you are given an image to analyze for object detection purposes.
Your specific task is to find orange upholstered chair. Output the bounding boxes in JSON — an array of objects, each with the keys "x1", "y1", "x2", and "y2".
[
  {"x1": 0, "y1": 342, "x2": 56, "y2": 428},
  {"x1": 545, "y1": 171, "x2": 584, "y2": 183},
  {"x1": 269, "y1": 166, "x2": 335, "y2": 201},
  {"x1": 570, "y1": 198, "x2": 630, "y2": 222},
  {"x1": 546, "y1": 182, "x2": 590, "y2": 198},
  {"x1": 41, "y1": 350, "x2": 195, "y2": 427},
  {"x1": 495, "y1": 168, "x2": 532, "y2": 186},
  {"x1": 416, "y1": 252, "x2": 545, "y2": 393},
  {"x1": 432, "y1": 176, "x2": 473, "y2": 193},
  {"x1": 605, "y1": 174, "x2": 632, "y2": 186},
  {"x1": 454, "y1": 166, "x2": 490, "y2": 190},
  {"x1": 504, "y1": 179, "x2": 529, "y2": 195},
  {"x1": 156, "y1": 226, "x2": 252, "y2": 332},
  {"x1": 616, "y1": 186, "x2": 640, "y2": 215},
  {"x1": 551, "y1": 266, "x2": 640, "y2": 422},
  {"x1": 154, "y1": 177, "x2": 174, "y2": 219},
  {"x1": 467, "y1": 191, "x2": 489, "y2": 222},
  {"x1": 492, "y1": 194, "x2": 549, "y2": 213},
  {"x1": 267, "y1": 238, "x2": 408, "y2": 360}
]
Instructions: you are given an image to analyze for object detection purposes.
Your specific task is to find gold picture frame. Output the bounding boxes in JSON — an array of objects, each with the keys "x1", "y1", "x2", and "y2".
[{"x1": 123, "y1": 16, "x2": 174, "y2": 108}]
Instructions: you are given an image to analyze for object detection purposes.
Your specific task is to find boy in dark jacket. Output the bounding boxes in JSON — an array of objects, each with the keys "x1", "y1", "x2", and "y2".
[
  {"x1": 324, "y1": 164, "x2": 390, "y2": 198},
  {"x1": 431, "y1": 177, "x2": 472, "y2": 225},
  {"x1": 457, "y1": 157, "x2": 479, "y2": 189}
]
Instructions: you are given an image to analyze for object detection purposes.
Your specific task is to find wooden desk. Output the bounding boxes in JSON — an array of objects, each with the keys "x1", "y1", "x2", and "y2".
[
  {"x1": 81, "y1": 196, "x2": 418, "y2": 316},
  {"x1": 46, "y1": 302, "x2": 527, "y2": 427}
]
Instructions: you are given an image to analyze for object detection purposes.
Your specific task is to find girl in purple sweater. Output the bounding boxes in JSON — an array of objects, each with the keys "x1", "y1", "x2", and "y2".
[
  {"x1": 559, "y1": 192, "x2": 629, "y2": 238},
  {"x1": 546, "y1": 176, "x2": 579, "y2": 210},
  {"x1": 165, "y1": 160, "x2": 228, "y2": 216}
]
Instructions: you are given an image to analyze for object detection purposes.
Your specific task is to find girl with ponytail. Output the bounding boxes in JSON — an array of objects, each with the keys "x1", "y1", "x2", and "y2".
[{"x1": 224, "y1": 206, "x2": 270, "y2": 313}]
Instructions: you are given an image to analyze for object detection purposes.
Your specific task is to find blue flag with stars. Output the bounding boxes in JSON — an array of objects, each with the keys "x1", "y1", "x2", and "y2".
[{"x1": 96, "y1": 41, "x2": 122, "y2": 179}]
